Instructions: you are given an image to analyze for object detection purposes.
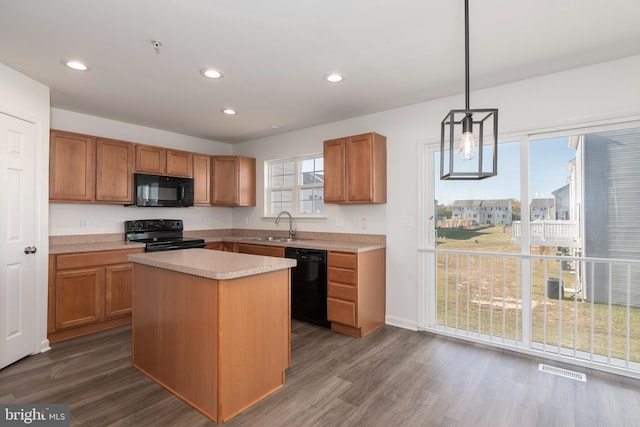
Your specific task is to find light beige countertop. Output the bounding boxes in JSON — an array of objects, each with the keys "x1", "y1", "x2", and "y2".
[
  {"x1": 128, "y1": 248, "x2": 296, "y2": 280},
  {"x1": 218, "y1": 236, "x2": 386, "y2": 252},
  {"x1": 50, "y1": 240, "x2": 145, "y2": 254},
  {"x1": 50, "y1": 230, "x2": 385, "y2": 255}
]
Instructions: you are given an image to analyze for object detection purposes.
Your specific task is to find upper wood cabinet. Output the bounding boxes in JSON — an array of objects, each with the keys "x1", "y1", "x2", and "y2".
[
  {"x1": 50, "y1": 130, "x2": 96, "y2": 202},
  {"x1": 166, "y1": 149, "x2": 193, "y2": 177},
  {"x1": 95, "y1": 137, "x2": 134, "y2": 203},
  {"x1": 135, "y1": 144, "x2": 166, "y2": 175},
  {"x1": 211, "y1": 156, "x2": 256, "y2": 206},
  {"x1": 193, "y1": 154, "x2": 211, "y2": 206},
  {"x1": 135, "y1": 144, "x2": 193, "y2": 177},
  {"x1": 323, "y1": 132, "x2": 387, "y2": 204}
]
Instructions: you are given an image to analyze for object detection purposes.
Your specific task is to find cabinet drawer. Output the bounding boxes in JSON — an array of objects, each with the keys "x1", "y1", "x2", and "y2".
[
  {"x1": 328, "y1": 282, "x2": 356, "y2": 302},
  {"x1": 328, "y1": 267, "x2": 356, "y2": 285},
  {"x1": 236, "y1": 244, "x2": 284, "y2": 258},
  {"x1": 328, "y1": 251, "x2": 356, "y2": 269},
  {"x1": 56, "y1": 248, "x2": 143, "y2": 270},
  {"x1": 205, "y1": 242, "x2": 224, "y2": 251},
  {"x1": 327, "y1": 298, "x2": 356, "y2": 327}
]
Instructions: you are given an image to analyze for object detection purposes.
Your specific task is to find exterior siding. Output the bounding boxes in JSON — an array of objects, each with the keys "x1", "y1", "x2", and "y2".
[{"x1": 583, "y1": 130, "x2": 640, "y2": 307}]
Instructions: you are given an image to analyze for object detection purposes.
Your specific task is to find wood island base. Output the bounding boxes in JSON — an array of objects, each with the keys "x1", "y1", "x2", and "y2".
[{"x1": 132, "y1": 263, "x2": 290, "y2": 423}]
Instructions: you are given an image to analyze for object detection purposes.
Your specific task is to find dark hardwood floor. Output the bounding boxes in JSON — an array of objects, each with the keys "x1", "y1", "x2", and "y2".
[{"x1": 2, "y1": 321, "x2": 639, "y2": 427}]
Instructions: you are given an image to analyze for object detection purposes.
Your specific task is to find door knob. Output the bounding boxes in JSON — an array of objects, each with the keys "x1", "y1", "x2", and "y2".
[{"x1": 24, "y1": 246, "x2": 37, "y2": 254}]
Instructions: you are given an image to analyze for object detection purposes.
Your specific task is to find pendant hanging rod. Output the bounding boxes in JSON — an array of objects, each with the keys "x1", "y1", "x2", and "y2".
[{"x1": 464, "y1": 0, "x2": 470, "y2": 111}]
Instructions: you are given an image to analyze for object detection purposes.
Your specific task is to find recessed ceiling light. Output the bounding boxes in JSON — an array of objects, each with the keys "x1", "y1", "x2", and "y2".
[
  {"x1": 200, "y1": 68, "x2": 223, "y2": 79},
  {"x1": 221, "y1": 108, "x2": 237, "y2": 115},
  {"x1": 62, "y1": 60, "x2": 90, "y2": 71},
  {"x1": 271, "y1": 124, "x2": 282, "y2": 129},
  {"x1": 324, "y1": 73, "x2": 345, "y2": 83}
]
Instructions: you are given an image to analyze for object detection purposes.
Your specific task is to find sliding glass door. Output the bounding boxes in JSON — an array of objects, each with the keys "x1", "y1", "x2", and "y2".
[{"x1": 421, "y1": 124, "x2": 640, "y2": 376}]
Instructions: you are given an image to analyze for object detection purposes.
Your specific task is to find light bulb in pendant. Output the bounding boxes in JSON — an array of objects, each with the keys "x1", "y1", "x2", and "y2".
[{"x1": 459, "y1": 115, "x2": 475, "y2": 160}]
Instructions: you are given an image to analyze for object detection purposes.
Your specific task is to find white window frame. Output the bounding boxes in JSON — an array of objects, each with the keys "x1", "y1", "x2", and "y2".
[{"x1": 264, "y1": 153, "x2": 325, "y2": 218}]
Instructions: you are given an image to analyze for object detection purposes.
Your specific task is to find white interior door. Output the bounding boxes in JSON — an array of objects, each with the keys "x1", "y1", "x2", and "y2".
[{"x1": 0, "y1": 112, "x2": 36, "y2": 369}]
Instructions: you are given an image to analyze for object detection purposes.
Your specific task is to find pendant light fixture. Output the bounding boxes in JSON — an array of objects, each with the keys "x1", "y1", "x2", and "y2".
[{"x1": 440, "y1": 0, "x2": 498, "y2": 180}]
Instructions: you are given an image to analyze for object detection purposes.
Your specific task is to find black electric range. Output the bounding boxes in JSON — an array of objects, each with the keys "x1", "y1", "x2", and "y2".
[{"x1": 124, "y1": 219, "x2": 205, "y2": 252}]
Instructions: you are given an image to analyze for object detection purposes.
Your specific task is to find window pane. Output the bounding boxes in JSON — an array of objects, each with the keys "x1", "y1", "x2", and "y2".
[
  {"x1": 301, "y1": 187, "x2": 324, "y2": 214},
  {"x1": 271, "y1": 161, "x2": 295, "y2": 189},
  {"x1": 434, "y1": 140, "x2": 521, "y2": 254},
  {"x1": 270, "y1": 189, "x2": 293, "y2": 215},
  {"x1": 434, "y1": 141, "x2": 521, "y2": 341},
  {"x1": 299, "y1": 156, "x2": 324, "y2": 185},
  {"x1": 267, "y1": 155, "x2": 324, "y2": 216}
]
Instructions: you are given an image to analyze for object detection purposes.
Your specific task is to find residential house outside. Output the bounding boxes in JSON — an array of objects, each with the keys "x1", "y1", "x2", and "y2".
[
  {"x1": 552, "y1": 184, "x2": 570, "y2": 220},
  {"x1": 452, "y1": 199, "x2": 482, "y2": 223},
  {"x1": 530, "y1": 198, "x2": 555, "y2": 220},
  {"x1": 452, "y1": 199, "x2": 512, "y2": 226},
  {"x1": 480, "y1": 199, "x2": 513, "y2": 226}
]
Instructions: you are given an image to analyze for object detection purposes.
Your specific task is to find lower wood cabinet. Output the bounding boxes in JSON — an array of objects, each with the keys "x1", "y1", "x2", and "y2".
[
  {"x1": 327, "y1": 248, "x2": 386, "y2": 337},
  {"x1": 48, "y1": 248, "x2": 143, "y2": 343}
]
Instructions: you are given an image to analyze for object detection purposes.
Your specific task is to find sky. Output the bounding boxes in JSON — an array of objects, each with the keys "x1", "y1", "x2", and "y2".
[{"x1": 434, "y1": 137, "x2": 576, "y2": 205}]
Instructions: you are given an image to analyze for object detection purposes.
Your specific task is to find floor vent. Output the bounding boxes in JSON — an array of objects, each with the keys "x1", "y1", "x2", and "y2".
[{"x1": 538, "y1": 363, "x2": 587, "y2": 382}]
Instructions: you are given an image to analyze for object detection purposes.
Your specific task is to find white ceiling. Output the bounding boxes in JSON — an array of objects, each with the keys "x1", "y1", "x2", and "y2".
[{"x1": 1, "y1": 1, "x2": 640, "y2": 144}]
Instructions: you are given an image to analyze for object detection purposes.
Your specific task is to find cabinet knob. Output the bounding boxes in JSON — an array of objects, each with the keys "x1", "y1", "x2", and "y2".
[{"x1": 24, "y1": 246, "x2": 37, "y2": 254}]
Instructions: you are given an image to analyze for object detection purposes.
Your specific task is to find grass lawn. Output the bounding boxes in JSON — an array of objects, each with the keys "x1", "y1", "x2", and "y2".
[{"x1": 435, "y1": 225, "x2": 640, "y2": 363}]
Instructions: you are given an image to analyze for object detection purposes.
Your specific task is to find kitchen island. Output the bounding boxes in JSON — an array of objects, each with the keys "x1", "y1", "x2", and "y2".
[{"x1": 127, "y1": 249, "x2": 296, "y2": 423}]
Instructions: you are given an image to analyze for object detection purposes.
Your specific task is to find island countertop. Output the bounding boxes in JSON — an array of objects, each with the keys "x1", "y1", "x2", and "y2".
[{"x1": 127, "y1": 248, "x2": 296, "y2": 280}]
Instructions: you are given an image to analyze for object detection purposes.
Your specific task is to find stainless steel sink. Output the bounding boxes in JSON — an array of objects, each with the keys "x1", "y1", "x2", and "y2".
[{"x1": 243, "y1": 236, "x2": 304, "y2": 243}]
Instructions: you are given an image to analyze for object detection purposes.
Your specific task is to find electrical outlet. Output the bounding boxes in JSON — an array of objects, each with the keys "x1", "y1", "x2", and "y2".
[
  {"x1": 80, "y1": 219, "x2": 88, "y2": 228},
  {"x1": 360, "y1": 218, "x2": 367, "y2": 230},
  {"x1": 336, "y1": 217, "x2": 345, "y2": 227}
]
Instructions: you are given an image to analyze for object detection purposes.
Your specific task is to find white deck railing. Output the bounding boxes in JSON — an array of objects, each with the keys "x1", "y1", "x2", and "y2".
[
  {"x1": 512, "y1": 220, "x2": 581, "y2": 247},
  {"x1": 421, "y1": 248, "x2": 640, "y2": 378}
]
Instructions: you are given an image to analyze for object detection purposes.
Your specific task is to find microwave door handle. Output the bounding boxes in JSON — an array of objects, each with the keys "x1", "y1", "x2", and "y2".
[{"x1": 179, "y1": 184, "x2": 185, "y2": 202}]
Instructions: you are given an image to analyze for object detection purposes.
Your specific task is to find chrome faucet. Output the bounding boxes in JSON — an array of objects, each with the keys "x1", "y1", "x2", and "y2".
[{"x1": 275, "y1": 211, "x2": 295, "y2": 239}]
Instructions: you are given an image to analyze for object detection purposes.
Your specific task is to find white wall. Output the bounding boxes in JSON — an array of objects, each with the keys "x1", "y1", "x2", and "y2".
[
  {"x1": 234, "y1": 54, "x2": 640, "y2": 330},
  {"x1": 0, "y1": 63, "x2": 50, "y2": 352},
  {"x1": 49, "y1": 109, "x2": 235, "y2": 235}
]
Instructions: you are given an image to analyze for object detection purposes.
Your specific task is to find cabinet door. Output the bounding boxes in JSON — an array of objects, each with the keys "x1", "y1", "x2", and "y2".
[
  {"x1": 323, "y1": 138, "x2": 347, "y2": 202},
  {"x1": 166, "y1": 149, "x2": 193, "y2": 177},
  {"x1": 212, "y1": 156, "x2": 239, "y2": 205},
  {"x1": 223, "y1": 242, "x2": 237, "y2": 252},
  {"x1": 55, "y1": 267, "x2": 104, "y2": 329},
  {"x1": 211, "y1": 156, "x2": 256, "y2": 206},
  {"x1": 96, "y1": 137, "x2": 134, "y2": 203},
  {"x1": 193, "y1": 154, "x2": 211, "y2": 205},
  {"x1": 105, "y1": 263, "x2": 134, "y2": 318},
  {"x1": 347, "y1": 134, "x2": 374, "y2": 202},
  {"x1": 49, "y1": 130, "x2": 95, "y2": 201},
  {"x1": 135, "y1": 144, "x2": 166, "y2": 174}
]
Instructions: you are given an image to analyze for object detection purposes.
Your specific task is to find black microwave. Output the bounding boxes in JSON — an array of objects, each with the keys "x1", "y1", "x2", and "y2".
[{"x1": 132, "y1": 173, "x2": 194, "y2": 207}]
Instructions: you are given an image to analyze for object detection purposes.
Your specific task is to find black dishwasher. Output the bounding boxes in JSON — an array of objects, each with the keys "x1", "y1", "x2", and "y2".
[{"x1": 285, "y1": 248, "x2": 330, "y2": 328}]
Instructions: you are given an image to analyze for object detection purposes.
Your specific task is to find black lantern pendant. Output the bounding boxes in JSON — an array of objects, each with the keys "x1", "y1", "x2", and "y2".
[{"x1": 440, "y1": 0, "x2": 498, "y2": 180}]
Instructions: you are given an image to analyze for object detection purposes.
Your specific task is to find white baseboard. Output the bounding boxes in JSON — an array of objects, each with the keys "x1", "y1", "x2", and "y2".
[{"x1": 385, "y1": 315, "x2": 418, "y2": 331}]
